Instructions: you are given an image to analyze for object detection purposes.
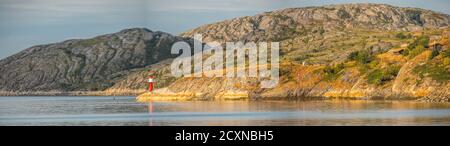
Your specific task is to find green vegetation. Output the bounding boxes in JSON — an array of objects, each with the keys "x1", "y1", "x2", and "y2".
[
  {"x1": 409, "y1": 35, "x2": 450, "y2": 83},
  {"x1": 367, "y1": 66, "x2": 401, "y2": 85},
  {"x1": 406, "y1": 45, "x2": 426, "y2": 58},
  {"x1": 413, "y1": 62, "x2": 450, "y2": 83},
  {"x1": 294, "y1": 54, "x2": 314, "y2": 62},
  {"x1": 358, "y1": 60, "x2": 379, "y2": 74},
  {"x1": 347, "y1": 50, "x2": 373, "y2": 64},
  {"x1": 402, "y1": 36, "x2": 430, "y2": 58},
  {"x1": 344, "y1": 38, "x2": 421, "y2": 85},
  {"x1": 346, "y1": 49, "x2": 389, "y2": 83},
  {"x1": 395, "y1": 32, "x2": 411, "y2": 39},
  {"x1": 344, "y1": 44, "x2": 401, "y2": 85},
  {"x1": 322, "y1": 63, "x2": 345, "y2": 81}
]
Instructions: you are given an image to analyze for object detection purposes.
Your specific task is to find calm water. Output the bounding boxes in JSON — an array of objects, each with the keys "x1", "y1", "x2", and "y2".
[{"x1": 1, "y1": 96, "x2": 450, "y2": 126}]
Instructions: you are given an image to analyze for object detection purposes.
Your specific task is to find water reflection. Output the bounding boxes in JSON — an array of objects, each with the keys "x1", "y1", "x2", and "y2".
[
  {"x1": 0, "y1": 96, "x2": 449, "y2": 126},
  {"x1": 148, "y1": 101, "x2": 153, "y2": 126}
]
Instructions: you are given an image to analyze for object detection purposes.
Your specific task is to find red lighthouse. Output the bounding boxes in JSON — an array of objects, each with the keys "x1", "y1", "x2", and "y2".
[{"x1": 147, "y1": 76, "x2": 155, "y2": 92}]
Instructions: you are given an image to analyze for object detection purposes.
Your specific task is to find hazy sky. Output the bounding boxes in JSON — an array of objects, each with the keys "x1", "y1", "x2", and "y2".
[{"x1": 0, "y1": 0, "x2": 449, "y2": 59}]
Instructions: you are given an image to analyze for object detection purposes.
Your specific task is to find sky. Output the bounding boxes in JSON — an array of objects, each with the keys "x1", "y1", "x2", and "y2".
[{"x1": 0, "y1": 0, "x2": 449, "y2": 59}]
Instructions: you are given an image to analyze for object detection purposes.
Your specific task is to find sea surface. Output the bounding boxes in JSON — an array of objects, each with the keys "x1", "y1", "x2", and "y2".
[{"x1": 1, "y1": 96, "x2": 450, "y2": 126}]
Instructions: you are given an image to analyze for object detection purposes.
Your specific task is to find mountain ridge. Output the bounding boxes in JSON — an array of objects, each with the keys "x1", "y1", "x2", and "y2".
[{"x1": 182, "y1": 3, "x2": 449, "y2": 42}]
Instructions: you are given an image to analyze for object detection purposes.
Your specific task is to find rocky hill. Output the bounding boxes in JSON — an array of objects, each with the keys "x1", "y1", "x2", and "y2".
[
  {"x1": 140, "y1": 4, "x2": 449, "y2": 102},
  {"x1": 0, "y1": 28, "x2": 186, "y2": 93}
]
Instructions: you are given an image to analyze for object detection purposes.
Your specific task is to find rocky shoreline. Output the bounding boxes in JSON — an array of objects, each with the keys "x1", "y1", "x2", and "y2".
[{"x1": 0, "y1": 90, "x2": 447, "y2": 103}]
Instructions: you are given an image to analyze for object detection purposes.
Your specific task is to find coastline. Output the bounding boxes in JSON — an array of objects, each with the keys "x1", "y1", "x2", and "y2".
[{"x1": 0, "y1": 90, "x2": 448, "y2": 103}]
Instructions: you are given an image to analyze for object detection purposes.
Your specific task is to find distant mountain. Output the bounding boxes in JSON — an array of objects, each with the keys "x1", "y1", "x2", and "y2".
[{"x1": 0, "y1": 28, "x2": 186, "y2": 92}]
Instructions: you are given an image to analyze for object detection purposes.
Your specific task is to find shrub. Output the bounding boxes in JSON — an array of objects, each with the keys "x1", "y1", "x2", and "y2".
[
  {"x1": 347, "y1": 50, "x2": 373, "y2": 64},
  {"x1": 323, "y1": 63, "x2": 345, "y2": 81},
  {"x1": 407, "y1": 45, "x2": 426, "y2": 58},
  {"x1": 367, "y1": 69, "x2": 384, "y2": 85},
  {"x1": 386, "y1": 66, "x2": 401, "y2": 77},
  {"x1": 416, "y1": 36, "x2": 430, "y2": 48},
  {"x1": 367, "y1": 66, "x2": 400, "y2": 85},
  {"x1": 413, "y1": 63, "x2": 450, "y2": 83},
  {"x1": 404, "y1": 36, "x2": 430, "y2": 57},
  {"x1": 407, "y1": 36, "x2": 429, "y2": 49},
  {"x1": 395, "y1": 32, "x2": 410, "y2": 39}
]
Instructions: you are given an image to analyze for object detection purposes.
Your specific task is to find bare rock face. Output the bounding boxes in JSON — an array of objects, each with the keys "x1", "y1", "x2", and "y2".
[
  {"x1": 182, "y1": 4, "x2": 449, "y2": 42},
  {"x1": 0, "y1": 28, "x2": 186, "y2": 92}
]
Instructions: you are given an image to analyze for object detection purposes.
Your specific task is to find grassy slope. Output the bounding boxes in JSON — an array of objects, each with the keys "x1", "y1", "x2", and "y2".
[{"x1": 136, "y1": 28, "x2": 449, "y2": 102}]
